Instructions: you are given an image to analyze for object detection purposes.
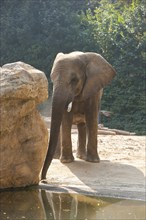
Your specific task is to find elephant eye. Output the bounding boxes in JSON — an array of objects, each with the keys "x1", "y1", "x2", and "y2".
[{"x1": 70, "y1": 76, "x2": 78, "y2": 84}]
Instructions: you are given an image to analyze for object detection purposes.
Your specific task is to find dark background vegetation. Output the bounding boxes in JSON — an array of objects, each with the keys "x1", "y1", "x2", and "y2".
[{"x1": 1, "y1": 0, "x2": 145, "y2": 134}]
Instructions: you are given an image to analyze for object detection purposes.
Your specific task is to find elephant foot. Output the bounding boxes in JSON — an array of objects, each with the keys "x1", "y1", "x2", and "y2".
[
  {"x1": 76, "y1": 152, "x2": 86, "y2": 161},
  {"x1": 41, "y1": 179, "x2": 48, "y2": 183},
  {"x1": 60, "y1": 155, "x2": 74, "y2": 163},
  {"x1": 54, "y1": 145, "x2": 61, "y2": 159},
  {"x1": 86, "y1": 154, "x2": 100, "y2": 163},
  {"x1": 53, "y1": 153, "x2": 60, "y2": 159}
]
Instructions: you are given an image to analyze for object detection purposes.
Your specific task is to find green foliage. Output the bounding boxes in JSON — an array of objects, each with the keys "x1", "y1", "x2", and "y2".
[
  {"x1": 0, "y1": 0, "x2": 145, "y2": 134},
  {"x1": 0, "y1": 0, "x2": 93, "y2": 75},
  {"x1": 85, "y1": 0, "x2": 146, "y2": 134}
]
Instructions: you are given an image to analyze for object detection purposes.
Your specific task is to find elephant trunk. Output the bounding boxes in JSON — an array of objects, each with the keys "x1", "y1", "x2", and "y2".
[{"x1": 41, "y1": 87, "x2": 71, "y2": 180}]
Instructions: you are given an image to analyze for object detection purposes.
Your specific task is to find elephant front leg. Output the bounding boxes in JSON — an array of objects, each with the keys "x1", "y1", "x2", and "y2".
[
  {"x1": 53, "y1": 130, "x2": 61, "y2": 159},
  {"x1": 76, "y1": 123, "x2": 86, "y2": 160},
  {"x1": 60, "y1": 112, "x2": 74, "y2": 163},
  {"x1": 86, "y1": 126, "x2": 100, "y2": 162},
  {"x1": 85, "y1": 98, "x2": 100, "y2": 163}
]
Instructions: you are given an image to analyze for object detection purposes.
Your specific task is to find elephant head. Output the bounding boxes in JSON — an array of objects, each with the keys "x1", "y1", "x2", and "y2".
[{"x1": 41, "y1": 51, "x2": 116, "y2": 179}]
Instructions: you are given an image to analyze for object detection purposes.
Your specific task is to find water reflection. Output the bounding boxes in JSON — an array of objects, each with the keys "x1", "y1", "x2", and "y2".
[{"x1": 0, "y1": 189, "x2": 145, "y2": 220}]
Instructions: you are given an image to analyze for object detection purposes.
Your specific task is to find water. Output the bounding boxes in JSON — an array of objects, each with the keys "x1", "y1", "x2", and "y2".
[{"x1": 0, "y1": 188, "x2": 145, "y2": 220}]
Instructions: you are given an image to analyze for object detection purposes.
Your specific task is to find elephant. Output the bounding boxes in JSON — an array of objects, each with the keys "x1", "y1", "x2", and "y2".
[{"x1": 41, "y1": 51, "x2": 116, "y2": 180}]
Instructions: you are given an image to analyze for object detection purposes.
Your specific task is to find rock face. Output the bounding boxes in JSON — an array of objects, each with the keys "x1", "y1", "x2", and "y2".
[{"x1": 0, "y1": 62, "x2": 48, "y2": 189}]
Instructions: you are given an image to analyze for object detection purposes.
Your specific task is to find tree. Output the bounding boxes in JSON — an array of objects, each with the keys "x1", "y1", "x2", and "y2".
[
  {"x1": 1, "y1": 0, "x2": 145, "y2": 134},
  {"x1": 84, "y1": 0, "x2": 146, "y2": 134}
]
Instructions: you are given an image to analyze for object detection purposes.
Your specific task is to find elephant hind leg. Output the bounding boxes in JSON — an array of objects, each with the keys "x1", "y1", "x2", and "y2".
[{"x1": 76, "y1": 123, "x2": 87, "y2": 160}]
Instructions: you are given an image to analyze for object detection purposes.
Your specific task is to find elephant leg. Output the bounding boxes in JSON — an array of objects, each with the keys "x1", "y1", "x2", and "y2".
[
  {"x1": 53, "y1": 129, "x2": 61, "y2": 159},
  {"x1": 76, "y1": 123, "x2": 86, "y2": 160},
  {"x1": 85, "y1": 96, "x2": 100, "y2": 162},
  {"x1": 60, "y1": 111, "x2": 74, "y2": 163}
]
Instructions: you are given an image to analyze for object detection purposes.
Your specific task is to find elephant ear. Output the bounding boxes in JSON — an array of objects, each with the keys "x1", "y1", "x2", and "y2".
[
  {"x1": 51, "y1": 52, "x2": 65, "y2": 82},
  {"x1": 83, "y1": 54, "x2": 116, "y2": 99}
]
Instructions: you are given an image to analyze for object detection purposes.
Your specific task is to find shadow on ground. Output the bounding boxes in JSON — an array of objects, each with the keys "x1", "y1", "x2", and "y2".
[{"x1": 43, "y1": 158, "x2": 145, "y2": 200}]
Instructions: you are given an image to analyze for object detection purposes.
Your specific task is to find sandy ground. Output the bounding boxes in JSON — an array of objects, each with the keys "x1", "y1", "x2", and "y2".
[
  {"x1": 40, "y1": 116, "x2": 146, "y2": 201},
  {"x1": 39, "y1": 102, "x2": 145, "y2": 201}
]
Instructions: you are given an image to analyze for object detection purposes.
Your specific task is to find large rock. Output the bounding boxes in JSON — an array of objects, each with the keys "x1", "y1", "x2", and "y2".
[{"x1": 0, "y1": 62, "x2": 48, "y2": 189}]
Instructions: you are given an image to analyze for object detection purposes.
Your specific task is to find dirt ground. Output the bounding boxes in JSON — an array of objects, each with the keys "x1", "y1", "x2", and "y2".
[
  {"x1": 38, "y1": 101, "x2": 145, "y2": 201},
  {"x1": 41, "y1": 115, "x2": 146, "y2": 201}
]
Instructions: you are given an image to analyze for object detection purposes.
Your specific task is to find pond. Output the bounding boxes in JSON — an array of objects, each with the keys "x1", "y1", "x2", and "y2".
[{"x1": 0, "y1": 188, "x2": 145, "y2": 220}]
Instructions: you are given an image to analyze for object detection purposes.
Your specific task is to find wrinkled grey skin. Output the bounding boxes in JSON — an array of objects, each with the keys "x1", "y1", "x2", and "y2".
[{"x1": 41, "y1": 51, "x2": 116, "y2": 180}]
